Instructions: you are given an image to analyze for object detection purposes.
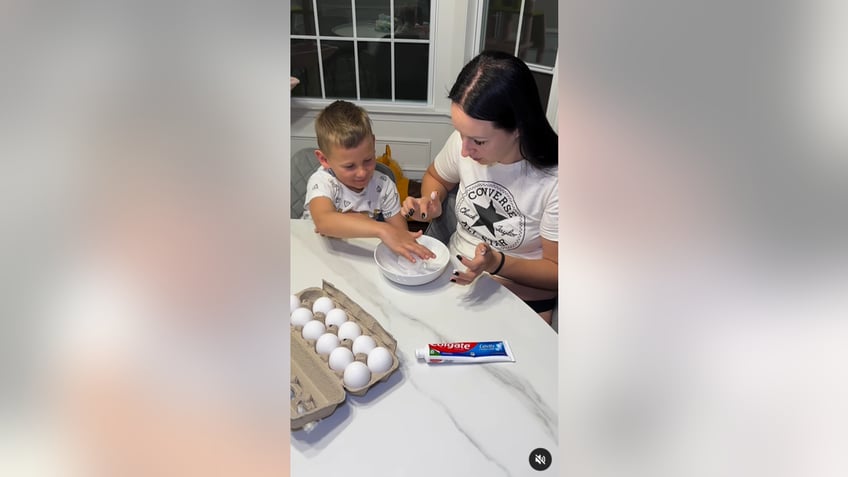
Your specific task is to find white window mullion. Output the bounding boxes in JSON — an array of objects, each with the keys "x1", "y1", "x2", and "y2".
[
  {"x1": 390, "y1": 0, "x2": 396, "y2": 101},
  {"x1": 312, "y1": 0, "x2": 326, "y2": 99},
  {"x1": 427, "y1": 0, "x2": 438, "y2": 105},
  {"x1": 546, "y1": 53, "x2": 558, "y2": 131},
  {"x1": 513, "y1": 0, "x2": 526, "y2": 57},
  {"x1": 473, "y1": 0, "x2": 486, "y2": 56},
  {"x1": 350, "y1": 0, "x2": 361, "y2": 100}
]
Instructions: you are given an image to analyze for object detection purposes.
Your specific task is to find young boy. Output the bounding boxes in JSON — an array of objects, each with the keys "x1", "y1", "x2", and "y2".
[{"x1": 302, "y1": 100, "x2": 434, "y2": 263}]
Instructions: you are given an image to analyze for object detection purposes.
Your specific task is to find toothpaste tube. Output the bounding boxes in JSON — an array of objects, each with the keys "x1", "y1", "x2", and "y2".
[{"x1": 415, "y1": 341, "x2": 515, "y2": 364}]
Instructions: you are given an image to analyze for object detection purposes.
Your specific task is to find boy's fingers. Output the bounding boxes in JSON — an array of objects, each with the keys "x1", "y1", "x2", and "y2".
[
  {"x1": 400, "y1": 250, "x2": 416, "y2": 263},
  {"x1": 415, "y1": 245, "x2": 433, "y2": 259}
]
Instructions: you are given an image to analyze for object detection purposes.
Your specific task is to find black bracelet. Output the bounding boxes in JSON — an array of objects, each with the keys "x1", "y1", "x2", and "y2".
[{"x1": 491, "y1": 251, "x2": 506, "y2": 275}]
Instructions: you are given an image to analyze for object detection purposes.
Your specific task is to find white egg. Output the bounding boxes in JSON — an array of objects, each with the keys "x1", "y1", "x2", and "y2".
[
  {"x1": 343, "y1": 361, "x2": 371, "y2": 388},
  {"x1": 315, "y1": 333, "x2": 340, "y2": 355},
  {"x1": 352, "y1": 335, "x2": 377, "y2": 356},
  {"x1": 337, "y1": 321, "x2": 362, "y2": 341},
  {"x1": 367, "y1": 346, "x2": 394, "y2": 374},
  {"x1": 290, "y1": 307, "x2": 313, "y2": 327},
  {"x1": 290, "y1": 294, "x2": 300, "y2": 313},
  {"x1": 324, "y1": 308, "x2": 348, "y2": 328},
  {"x1": 328, "y1": 347, "x2": 355, "y2": 372},
  {"x1": 301, "y1": 320, "x2": 326, "y2": 341},
  {"x1": 312, "y1": 296, "x2": 334, "y2": 315}
]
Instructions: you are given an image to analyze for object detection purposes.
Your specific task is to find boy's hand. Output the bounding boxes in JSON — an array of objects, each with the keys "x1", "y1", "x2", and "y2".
[
  {"x1": 401, "y1": 191, "x2": 442, "y2": 222},
  {"x1": 379, "y1": 227, "x2": 435, "y2": 263},
  {"x1": 451, "y1": 243, "x2": 499, "y2": 285}
]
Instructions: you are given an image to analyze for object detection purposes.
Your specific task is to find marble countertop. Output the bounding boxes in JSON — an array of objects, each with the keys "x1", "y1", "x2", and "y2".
[{"x1": 290, "y1": 220, "x2": 558, "y2": 476}]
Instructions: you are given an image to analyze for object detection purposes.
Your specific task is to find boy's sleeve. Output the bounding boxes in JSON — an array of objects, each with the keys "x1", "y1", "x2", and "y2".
[
  {"x1": 304, "y1": 169, "x2": 337, "y2": 209},
  {"x1": 432, "y1": 130, "x2": 462, "y2": 184},
  {"x1": 540, "y1": 178, "x2": 559, "y2": 242},
  {"x1": 380, "y1": 174, "x2": 402, "y2": 218}
]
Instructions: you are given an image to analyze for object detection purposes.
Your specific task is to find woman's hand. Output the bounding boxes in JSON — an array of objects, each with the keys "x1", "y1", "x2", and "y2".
[
  {"x1": 451, "y1": 242, "x2": 501, "y2": 285},
  {"x1": 401, "y1": 191, "x2": 442, "y2": 222},
  {"x1": 379, "y1": 226, "x2": 436, "y2": 263}
]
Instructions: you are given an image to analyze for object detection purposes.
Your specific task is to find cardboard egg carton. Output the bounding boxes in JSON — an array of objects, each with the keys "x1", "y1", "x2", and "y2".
[{"x1": 291, "y1": 280, "x2": 399, "y2": 430}]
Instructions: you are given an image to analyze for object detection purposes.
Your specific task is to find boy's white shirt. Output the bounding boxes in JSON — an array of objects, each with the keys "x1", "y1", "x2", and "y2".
[
  {"x1": 302, "y1": 167, "x2": 401, "y2": 220},
  {"x1": 434, "y1": 130, "x2": 559, "y2": 260}
]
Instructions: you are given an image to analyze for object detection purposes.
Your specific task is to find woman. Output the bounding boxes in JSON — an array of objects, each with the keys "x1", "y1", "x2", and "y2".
[{"x1": 402, "y1": 51, "x2": 558, "y2": 323}]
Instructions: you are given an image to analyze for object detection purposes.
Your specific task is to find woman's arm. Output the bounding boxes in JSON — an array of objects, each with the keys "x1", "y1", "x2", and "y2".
[
  {"x1": 493, "y1": 238, "x2": 558, "y2": 290},
  {"x1": 401, "y1": 164, "x2": 457, "y2": 221},
  {"x1": 453, "y1": 238, "x2": 558, "y2": 291}
]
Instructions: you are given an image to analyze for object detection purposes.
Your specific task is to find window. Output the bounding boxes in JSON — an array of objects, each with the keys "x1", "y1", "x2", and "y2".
[
  {"x1": 291, "y1": 1, "x2": 433, "y2": 103},
  {"x1": 477, "y1": 0, "x2": 558, "y2": 108}
]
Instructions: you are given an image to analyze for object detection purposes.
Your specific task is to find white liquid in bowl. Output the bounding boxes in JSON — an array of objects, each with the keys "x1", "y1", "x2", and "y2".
[{"x1": 374, "y1": 236, "x2": 449, "y2": 285}]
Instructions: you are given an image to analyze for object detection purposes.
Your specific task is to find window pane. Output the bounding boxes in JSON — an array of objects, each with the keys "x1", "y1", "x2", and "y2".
[
  {"x1": 355, "y1": 0, "x2": 392, "y2": 39},
  {"x1": 481, "y1": 0, "x2": 556, "y2": 67},
  {"x1": 394, "y1": 0, "x2": 431, "y2": 39},
  {"x1": 291, "y1": 0, "x2": 316, "y2": 36},
  {"x1": 322, "y1": 40, "x2": 357, "y2": 99},
  {"x1": 518, "y1": 0, "x2": 557, "y2": 67},
  {"x1": 532, "y1": 70, "x2": 552, "y2": 110},
  {"x1": 395, "y1": 43, "x2": 429, "y2": 101},
  {"x1": 316, "y1": 0, "x2": 353, "y2": 37},
  {"x1": 481, "y1": 0, "x2": 525, "y2": 55},
  {"x1": 291, "y1": 40, "x2": 322, "y2": 98},
  {"x1": 358, "y1": 42, "x2": 392, "y2": 100}
]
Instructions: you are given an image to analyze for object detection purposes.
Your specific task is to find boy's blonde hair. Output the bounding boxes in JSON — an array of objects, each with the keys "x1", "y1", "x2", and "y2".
[{"x1": 314, "y1": 100, "x2": 373, "y2": 154}]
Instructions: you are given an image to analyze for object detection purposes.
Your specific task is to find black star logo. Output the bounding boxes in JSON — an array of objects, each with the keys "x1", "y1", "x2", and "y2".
[{"x1": 472, "y1": 200, "x2": 508, "y2": 236}]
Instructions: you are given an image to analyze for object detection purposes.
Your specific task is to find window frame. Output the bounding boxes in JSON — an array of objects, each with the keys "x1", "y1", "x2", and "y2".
[
  {"x1": 469, "y1": 0, "x2": 558, "y2": 126},
  {"x1": 291, "y1": 0, "x2": 465, "y2": 114}
]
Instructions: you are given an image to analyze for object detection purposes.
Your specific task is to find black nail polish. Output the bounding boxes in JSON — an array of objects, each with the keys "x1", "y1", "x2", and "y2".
[
  {"x1": 421, "y1": 213, "x2": 426, "y2": 219},
  {"x1": 452, "y1": 271, "x2": 459, "y2": 276},
  {"x1": 450, "y1": 278, "x2": 456, "y2": 283},
  {"x1": 456, "y1": 254, "x2": 462, "y2": 261}
]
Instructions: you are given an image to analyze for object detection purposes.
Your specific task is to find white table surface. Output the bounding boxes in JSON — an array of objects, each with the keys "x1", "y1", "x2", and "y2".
[{"x1": 290, "y1": 219, "x2": 558, "y2": 476}]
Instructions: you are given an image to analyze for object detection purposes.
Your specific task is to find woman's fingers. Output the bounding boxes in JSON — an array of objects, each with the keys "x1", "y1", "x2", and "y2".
[
  {"x1": 401, "y1": 197, "x2": 419, "y2": 218},
  {"x1": 451, "y1": 244, "x2": 497, "y2": 285},
  {"x1": 450, "y1": 269, "x2": 475, "y2": 285}
]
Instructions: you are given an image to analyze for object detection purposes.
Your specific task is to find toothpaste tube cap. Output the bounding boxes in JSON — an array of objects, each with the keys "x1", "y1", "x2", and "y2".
[{"x1": 415, "y1": 349, "x2": 426, "y2": 359}]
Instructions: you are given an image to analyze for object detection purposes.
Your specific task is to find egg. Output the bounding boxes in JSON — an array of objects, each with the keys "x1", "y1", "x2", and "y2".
[
  {"x1": 290, "y1": 294, "x2": 300, "y2": 313},
  {"x1": 312, "y1": 296, "x2": 334, "y2": 315},
  {"x1": 315, "y1": 333, "x2": 340, "y2": 355},
  {"x1": 301, "y1": 320, "x2": 326, "y2": 341},
  {"x1": 324, "y1": 308, "x2": 348, "y2": 328},
  {"x1": 290, "y1": 307, "x2": 313, "y2": 327},
  {"x1": 367, "y1": 346, "x2": 394, "y2": 374},
  {"x1": 337, "y1": 321, "x2": 362, "y2": 341},
  {"x1": 352, "y1": 335, "x2": 377, "y2": 356},
  {"x1": 343, "y1": 361, "x2": 371, "y2": 388},
  {"x1": 328, "y1": 347, "x2": 354, "y2": 372}
]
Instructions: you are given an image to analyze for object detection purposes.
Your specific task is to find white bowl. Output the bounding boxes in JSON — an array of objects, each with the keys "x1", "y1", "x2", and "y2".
[{"x1": 374, "y1": 235, "x2": 450, "y2": 286}]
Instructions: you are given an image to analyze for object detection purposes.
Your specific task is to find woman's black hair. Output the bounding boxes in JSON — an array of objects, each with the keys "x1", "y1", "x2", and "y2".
[{"x1": 448, "y1": 50, "x2": 557, "y2": 169}]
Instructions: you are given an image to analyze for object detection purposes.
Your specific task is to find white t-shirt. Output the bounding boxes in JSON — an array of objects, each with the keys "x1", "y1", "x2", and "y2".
[
  {"x1": 434, "y1": 130, "x2": 558, "y2": 260},
  {"x1": 302, "y1": 167, "x2": 401, "y2": 221}
]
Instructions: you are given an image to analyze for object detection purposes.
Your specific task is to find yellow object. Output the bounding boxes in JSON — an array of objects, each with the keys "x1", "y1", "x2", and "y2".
[{"x1": 376, "y1": 144, "x2": 410, "y2": 204}]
